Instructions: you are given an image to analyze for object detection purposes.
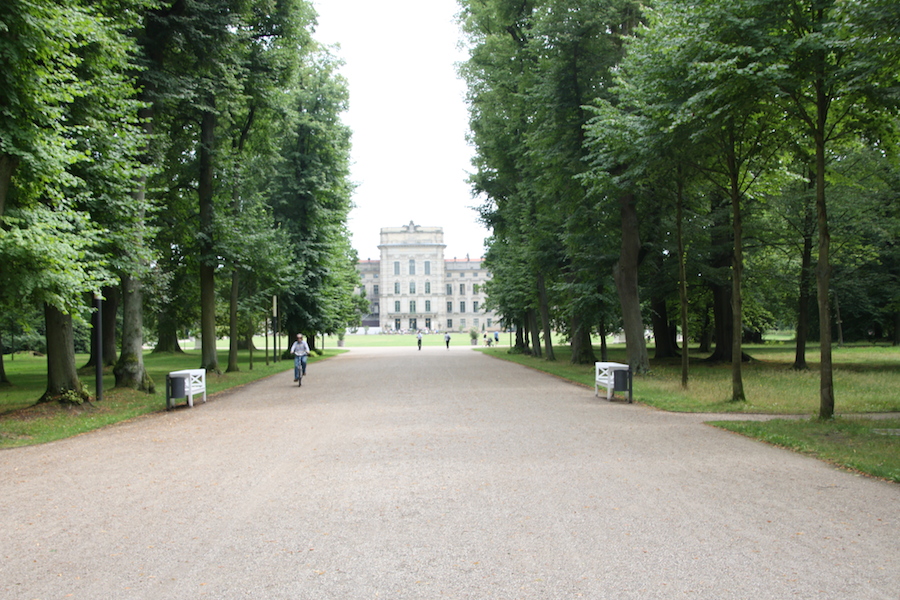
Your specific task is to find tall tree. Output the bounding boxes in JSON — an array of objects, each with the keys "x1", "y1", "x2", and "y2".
[
  {"x1": 756, "y1": 0, "x2": 899, "y2": 418},
  {"x1": 593, "y1": 0, "x2": 790, "y2": 398},
  {"x1": 2, "y1": 0, "x2": 145, "y2": 402},
  {"x1": 270, "y1": 49, "x2": 360, "y2": 343}
]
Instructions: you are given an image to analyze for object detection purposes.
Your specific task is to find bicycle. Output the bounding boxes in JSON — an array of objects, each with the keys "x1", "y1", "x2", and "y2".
[{"x1": 295, "y1": 354, "x2": 307, "y2": 387}]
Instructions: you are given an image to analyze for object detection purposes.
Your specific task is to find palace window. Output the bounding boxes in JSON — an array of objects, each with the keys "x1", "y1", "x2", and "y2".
[
  {"x1": 394, "y1": 261, "x2": 400, "y2": 275},
  {"x1": 394, "y1": 301, "x2": 400, "y2": 312},
  {"x1": 409, "y1": 300, "x2": 416, "y2": 313},
  {"x1": 424, "y1": 261, "x2": 431, "y2": 275},
  {"x1": 409, "y1": 259, "x2": 416, "y2": 275},
  {"x1": 394, "y1": 282, "x2": 400, "y2": 294}
]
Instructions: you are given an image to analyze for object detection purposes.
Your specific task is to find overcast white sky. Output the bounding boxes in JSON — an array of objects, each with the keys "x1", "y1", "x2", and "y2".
[{"x1": 311, "y1": 0, "x2": 489, "y2": 261}]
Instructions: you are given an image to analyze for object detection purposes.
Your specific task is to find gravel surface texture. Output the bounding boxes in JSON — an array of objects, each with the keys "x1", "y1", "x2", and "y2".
[{"x1": 1, "y1": 346, "x2": 897, "y2": 599}]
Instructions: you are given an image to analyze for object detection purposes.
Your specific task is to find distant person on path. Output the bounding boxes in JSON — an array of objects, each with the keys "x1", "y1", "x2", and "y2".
[
  {"x1": 444, "y1": 332, "x2": 451, "y2": 349},
  {"x1": 290, "y1": 334, "x2": 310, "y2": 381},
  {"x1": 417, "y1": 331, "x2": 423, "y2": 351},
  {"x1": 494, "y1": 331, "x2": 499, "y2": 344}
]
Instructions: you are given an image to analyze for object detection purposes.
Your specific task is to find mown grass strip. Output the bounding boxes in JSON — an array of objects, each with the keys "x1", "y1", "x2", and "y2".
[
  {"x1": 478, "y1": 343, "x2": 900, "y2": 482},
  {"x1": 0, "y1": 349, "x2": 342, "y2": 448},
  {"x1": 711, "y1": 418, "x2": 900, "y2": 483}
]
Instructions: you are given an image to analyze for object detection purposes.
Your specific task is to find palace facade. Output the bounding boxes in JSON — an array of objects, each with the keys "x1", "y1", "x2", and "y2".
[{"x1": 356, "y1": 221, "x2": 499, "y2": 333}]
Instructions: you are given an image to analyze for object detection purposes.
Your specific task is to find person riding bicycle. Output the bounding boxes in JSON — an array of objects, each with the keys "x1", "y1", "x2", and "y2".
[{"x1": 290, "y1": 333, "x2": 310, "y2": 381}]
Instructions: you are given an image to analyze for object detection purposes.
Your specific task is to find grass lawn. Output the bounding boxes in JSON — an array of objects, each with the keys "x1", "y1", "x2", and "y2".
[
  {"x1": 478, "y1": 342, "x2": 900, "y2": 483},
  {"x1": 0, "y1": 348, "x2": 339, "y2": 448},
  {"x1": 478, "y1": 343, "x2": 900, "y2": 415},
  {"x1": 710, "y1": 418, "x2": 900, "y2": 483}
]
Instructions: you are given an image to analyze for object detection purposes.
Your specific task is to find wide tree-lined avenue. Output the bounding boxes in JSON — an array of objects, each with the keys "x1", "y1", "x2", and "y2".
[{"x1": 1, "y1": 348, "x2": 896, "y2": 599}]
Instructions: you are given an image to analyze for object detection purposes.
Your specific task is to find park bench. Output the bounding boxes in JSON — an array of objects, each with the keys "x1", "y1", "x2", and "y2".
[
  {"x1": 166, "y1": 368, "x2": 207, "y2": 410},
  {"x1": 594, "y1": 361, "x2": 632, "y2": 402}
]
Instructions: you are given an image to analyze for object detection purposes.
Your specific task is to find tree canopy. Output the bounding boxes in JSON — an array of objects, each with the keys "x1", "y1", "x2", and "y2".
[
  {"x1": 0, "y1": 0, "x2": 362, "y2": 401},
  {"x1": 460, "y1": 0, "x2": 900, "y2": 417}
]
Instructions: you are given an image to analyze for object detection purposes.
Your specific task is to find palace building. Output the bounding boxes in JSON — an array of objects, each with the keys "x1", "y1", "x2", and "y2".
[{"x1": 356, "y1": 221, "x2": 498, "y2": 333}]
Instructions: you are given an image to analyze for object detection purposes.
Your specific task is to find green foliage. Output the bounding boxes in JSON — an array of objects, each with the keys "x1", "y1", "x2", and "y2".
[
  {"x1": 270, "y1": 49, "x2": 360, "y2": 338},
  {"x1": 0, "y1": 0, "x2": 97, "y2": 213},
  {"x1": 462, "y1": 0, "x2": 645, "y2": 356},
  {"x1": 0, "y1": 206, "x2": 105, "y2": 315}
]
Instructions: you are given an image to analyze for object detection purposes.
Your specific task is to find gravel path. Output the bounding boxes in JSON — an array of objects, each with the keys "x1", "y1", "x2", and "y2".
[{"x1": 1, "y1": 346, "x2": 897, "y2": 599}]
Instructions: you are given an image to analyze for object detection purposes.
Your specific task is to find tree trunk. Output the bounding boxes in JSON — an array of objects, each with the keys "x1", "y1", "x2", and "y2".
[
  {"x1": 613, "y1": 192, "x2": 649, "y2": 373},
  {"x1": 226, "y1": 107, "x2": 255, "y2": 372},
  {"x1": 41, "y1": 303, "x2": 87, "y2": 403},
  {"x1": 226, "y1": 269, "x2": 240, "y2": 372},
  {"x1": 514, "y1": 318, "x2": 526, "y2": 351},
  {"x1": 698, "y1": 302, "x2": 713, "y2": 354},
  {"x1": 199, "y1": 109, "x2": 219, "y2": 372},
  {"x1": 676, "y1": 175, "x2": 690, "y2": 389},
  {"x1": 730, "y1": 169, "x2": 746, "y2": 402},
  {"x1": 834, "y1": 291, "x2": 846, "y2": 347},
  {"x1": 116, "y1": 101, "x2": 154, "y2": 391},
  {"x1": 527, "y1": 308, "x2": 541, "y2": 358},
  {"x1": 0, "y1": 153, "x2": 17, "y2": 218},
  {"x1": 536, "y1": 272, "x2": 555, "y2": 361},
  {"x1": 650, "y1": 296, "x2": 678, "y2": 359},
  {"x1": 598, "y1": 316, "x2": 609, "y2": 362},
  {"x1": 708, "y1": 282, "x2": 733, "y2": 362},
  {"x1": 102, "y1": 286, "x2": 119, "y2": 365},
  {"x1": 0, "y1": 332, "x2": 9, "y2": 385},
  {"x1": 114, "y1": 274, "x2": 154, "y2": 392},
  {"x1": 793, "y1": 201, "x2": 814, "y2": 370},
  {"x1": 239, "y1": 330, "x2": 257, "y2": 351},
  {"x1": 814, "y1": 79, "x2": 835, "y2": 420},
  {"x1": 570, "y1": 312, "x2": 596, "y2": 364},
  {"x1": 893, "y1": 311, "x2": 900, "y2": 346},
  {"x1": 153, "y1": 313, "x2": 184, "y2": 353},
  {"x1": 706, "y1": 186, "x2": 734, "y2": 362}
]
